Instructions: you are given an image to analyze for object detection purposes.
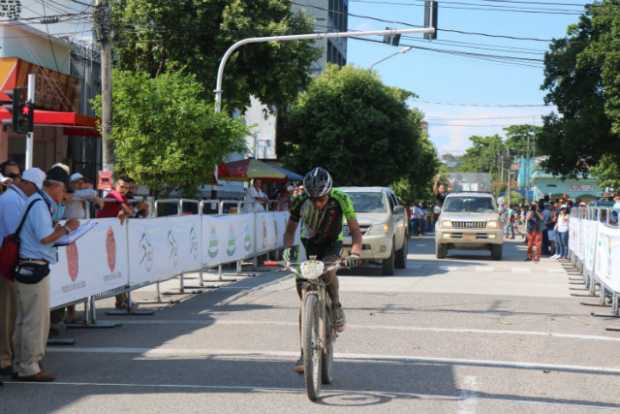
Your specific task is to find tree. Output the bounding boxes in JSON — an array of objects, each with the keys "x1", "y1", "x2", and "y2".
[
  {"x1": 111, "y1": 0, "x2": 320, "y2": 111},
  {"x1": 591, "y1": 154, "x2": 620, "y2": 190},
  {"x1": 94, "y1": 70, "x2": 247, "y2": 195},
  {"x1": 539, "y1": 3, "x2": 620, "y2": 176},
  {"x1": 459, "y1": 135, "x2": 505, "y2": 178},
  {"x1": 392, "y1": 110, "x2": 440, "y2": 204},
  {"x1": 281, "y1": 65, "x2": 433, "y2": 189},
  {"x1": 503, "y1": 124, "x2": 542, "y2": 158}
]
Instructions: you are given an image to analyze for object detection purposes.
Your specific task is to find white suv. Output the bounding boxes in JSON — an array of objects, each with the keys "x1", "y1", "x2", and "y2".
[
  {"x1": 435, "y1": 192, "x2": 504, "y2": 260},
  {"x1": 339, "y1": 187, "x2": 409, "y2": 275}
]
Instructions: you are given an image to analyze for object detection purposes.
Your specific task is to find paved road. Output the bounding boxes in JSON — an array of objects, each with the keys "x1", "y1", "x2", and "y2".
[{"x1": 2, "y1": 236, "x2": 620, "y2": 413}]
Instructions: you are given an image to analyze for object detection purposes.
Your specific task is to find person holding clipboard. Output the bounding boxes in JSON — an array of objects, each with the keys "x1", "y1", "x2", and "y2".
[{"x1": 12, "y1": 167, "x2": 79, "y2": 382}]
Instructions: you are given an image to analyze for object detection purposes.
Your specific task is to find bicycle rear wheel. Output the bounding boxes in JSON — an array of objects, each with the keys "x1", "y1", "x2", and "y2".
[{"x1": 303, "y1": 293, "x2": 321, "y2": 401}]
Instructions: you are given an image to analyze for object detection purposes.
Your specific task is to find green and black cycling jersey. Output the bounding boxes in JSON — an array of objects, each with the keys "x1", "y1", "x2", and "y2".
[{"x1": 289, "y1": 189, "x2": 357, "y2": 243}]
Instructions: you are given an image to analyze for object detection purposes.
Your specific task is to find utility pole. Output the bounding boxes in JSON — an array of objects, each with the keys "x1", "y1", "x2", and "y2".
[
  {"x1": 25, "y1": 74, "x2": 35, "y2": 169},
  {"x1": 95, "y1": 0, "x2": 113, "y2": 171},
  {"x1": 506, "y1": 148, "x2": 512, "y2": 207}
]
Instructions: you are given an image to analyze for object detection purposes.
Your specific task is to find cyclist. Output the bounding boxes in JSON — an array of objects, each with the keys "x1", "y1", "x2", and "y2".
[{"x1": 283, "y1": 167, "x2": 363, "y2": 374}]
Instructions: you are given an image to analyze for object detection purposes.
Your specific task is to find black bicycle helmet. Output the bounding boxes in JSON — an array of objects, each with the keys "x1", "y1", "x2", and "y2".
[{"x1": 303, "y1": 167, "x2": 333, "y2": 198}]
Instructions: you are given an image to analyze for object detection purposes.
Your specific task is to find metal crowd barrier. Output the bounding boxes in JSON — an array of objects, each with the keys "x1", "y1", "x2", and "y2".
[
  {"x1": 568, "y1": 206, "x2": 620, "y2": 316},
  {"x1": 56, "y1": 197, "x2": 287, "y2": 329}
]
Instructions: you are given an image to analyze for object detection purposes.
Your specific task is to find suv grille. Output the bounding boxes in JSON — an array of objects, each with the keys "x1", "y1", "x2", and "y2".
[
  {"x1": 452, "y1": 221, "x2": 487, "y2": 229},
  {"x1": 343, "y1": 225, "x2": 370, "y2": 237}
]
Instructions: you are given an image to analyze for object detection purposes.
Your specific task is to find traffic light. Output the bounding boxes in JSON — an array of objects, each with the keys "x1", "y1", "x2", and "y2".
[
  {"x1": 383, "y1": 27, "x2": 401, "y2": 47},
  {"x1": 424, "y1": 0, "x2": 438, "y2": 40},
  {"x1": 1, "y1": 88, "x2": 31, "y2": 134}
]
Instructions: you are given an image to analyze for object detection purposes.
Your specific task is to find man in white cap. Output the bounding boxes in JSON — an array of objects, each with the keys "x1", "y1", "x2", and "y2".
[
  {"x1": 64, "y1": 172, "x2": 103, "y2": 220},
  {"x1": 0, "y1": 168, "x2": 45, "y2": 378},
  {"x1": 12, "y1": 167, "x2": 79, "y2": 382}
]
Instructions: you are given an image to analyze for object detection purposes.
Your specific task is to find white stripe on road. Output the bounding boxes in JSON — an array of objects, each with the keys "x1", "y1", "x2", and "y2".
[
  {"x1": 114, "y1": 319, "x2": 620, "y2": 343},
  {"x1": 47, "y1": 347, "x2": 620, "y2": 375},
  {"x1": 4, "y1": 381, "x2": 456, "y2": 400},
  {"x1": 458, "y1": 376, "x2": 478, "y2": 414}
]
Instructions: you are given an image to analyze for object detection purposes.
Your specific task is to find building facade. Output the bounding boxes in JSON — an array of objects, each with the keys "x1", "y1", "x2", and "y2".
[{"x1": 243, "y1": 0, "x2": 349, "y2": 161}]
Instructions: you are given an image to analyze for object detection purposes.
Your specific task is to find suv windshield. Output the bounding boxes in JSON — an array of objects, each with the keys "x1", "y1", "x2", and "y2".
[
  {"x1": 443, "y1": 196, "x2": 495, "y2": 213},
  {"x1": 344, "y1": 192, "x2": 388, "y2": 213}
]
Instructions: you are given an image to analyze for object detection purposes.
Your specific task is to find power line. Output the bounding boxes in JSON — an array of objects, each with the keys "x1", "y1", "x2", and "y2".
[
  {"x1": 68, "y1": 0, "x2": 94, "y2": 7},
  {"x1": 292, "y1": 1, "x2": 556, "y2": 42},
  {"x1": 349, "y1": 0, "x2": 583, "y2": 14},
  {"x1": 479, "y1": 0, "x2": 589, "y2": 7},
  {"x1": 353, "y1": 36, "x2": 545, "y2": 69},
  {"x1": 412, "y1": 98, "x2": 550, "y2": 107}
]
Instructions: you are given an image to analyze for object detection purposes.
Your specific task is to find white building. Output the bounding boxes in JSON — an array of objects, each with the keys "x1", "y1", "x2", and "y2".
[{"x1": 243, "y1": 0, "x2": 348, "y2": 161}]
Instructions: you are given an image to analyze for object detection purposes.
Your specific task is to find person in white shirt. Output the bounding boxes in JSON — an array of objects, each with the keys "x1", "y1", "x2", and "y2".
[
  {"x1": 64, "y1": 173, "x2": 104, "y2": 220},
  {"x1": 554, "y1": 207, "x2": 570, "y2": 259},
  {"x1": 246, "y1": 179, "x2": 269, "y2": 212}
]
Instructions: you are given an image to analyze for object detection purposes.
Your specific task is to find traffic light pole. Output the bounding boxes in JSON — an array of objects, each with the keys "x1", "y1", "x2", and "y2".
[
  {"x1": 213, "y1": 27, "x2": 435, "y2": 113},
  {"x1": 95, "y1": 0, "x2": 113, "y2": 172},
  {"x1": 25, "y1": 74, "x2": 35, "y2": 169}
]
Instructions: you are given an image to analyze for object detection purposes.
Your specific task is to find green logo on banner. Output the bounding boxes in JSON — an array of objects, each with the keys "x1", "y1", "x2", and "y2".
[
  {"x1": 208, "y1": 226, "x2": 219, "y2": 258},
  {"x1": 227, "y1": 224, "x2": 237, "y2": 257}
]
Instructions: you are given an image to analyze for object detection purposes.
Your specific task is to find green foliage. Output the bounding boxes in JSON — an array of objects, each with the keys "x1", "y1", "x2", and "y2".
[
  {"x1": 459, "y1": 135, "x2": 505, "y2": 177},
  {"x1": 94, "y1": 70, "x2": 247, "y2": 195},
  {"x1": 111, "y1": 0, "x2": 320, "y2": 111},
  {"x1": 503, "y1": 125, "x2": 542, "y2": 158},
  {"x1": 539, "y1": 1, "x2": 620, "y2": 176},
  {"x1": 591, "y1": 154, "x2": 620, "y2": 190},
  {"x1": 281, "y1": 65, "x2": 437, "y2": 197}
]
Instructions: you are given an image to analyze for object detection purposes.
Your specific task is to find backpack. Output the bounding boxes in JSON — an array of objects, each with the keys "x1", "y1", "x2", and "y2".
[{"x1": 0, "y1": 199, "x2": 42, "y2": 281}]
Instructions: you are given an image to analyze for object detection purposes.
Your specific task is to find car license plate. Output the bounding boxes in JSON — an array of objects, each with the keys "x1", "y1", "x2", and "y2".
[{"x1": 464, "y1": 234, "x2": 476, "y2": 241}]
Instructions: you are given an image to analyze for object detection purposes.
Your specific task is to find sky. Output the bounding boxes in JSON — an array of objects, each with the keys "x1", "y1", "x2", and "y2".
[{"x1": 344, "y1": 0, "x2": 584, "y2": 156}]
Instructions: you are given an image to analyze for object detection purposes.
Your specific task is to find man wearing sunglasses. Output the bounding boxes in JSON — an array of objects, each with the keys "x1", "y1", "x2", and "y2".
[{"x1": 283, "y1": 167, "x2": 363, "y2": 373}]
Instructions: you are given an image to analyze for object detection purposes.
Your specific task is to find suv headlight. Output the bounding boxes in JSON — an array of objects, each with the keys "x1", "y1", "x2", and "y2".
[
  {"x1": 368, "y1": 223, "x2": 390, "y2": 235},
  {"x1": 487, "y1": 221, "x2": 500, "y2": 229},
  {"x1": 440, "y1": 220, "x2": 452, "y2": 228}
]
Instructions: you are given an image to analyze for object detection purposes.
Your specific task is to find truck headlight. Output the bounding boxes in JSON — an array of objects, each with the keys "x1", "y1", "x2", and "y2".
[
  {"x1": 368, "y1": 223, "x2": 390, "y2": 235},
  {"x1": 487, "y1": 221, "x2": 500, "y2": 229},
  {"x1": 441, "y1": 220, "x2": 452, "y2": 228}
]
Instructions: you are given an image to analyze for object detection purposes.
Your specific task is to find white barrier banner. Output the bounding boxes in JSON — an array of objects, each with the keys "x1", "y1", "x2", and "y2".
[
  {"x1": 595, "y1": 223, "x2": 620, "y2": 293},
  {"x1": 569, "y1": 214, "x2": 578, "y2": 254},
  {"x1": 203, "y1": 214, "x2": 254, "y2": 266},
  {"x1": 583, "y1": 219, "x2": 598, "y2": 273},
  {"x1": 128, "y1": 216, "x2": 202, "y2": 286},
  {"x1": 256, "y1": 212, "x2": 277, "y2": 253},
  {"x1": 49, "y1": 219, "x2": 129, "y2": 308}
]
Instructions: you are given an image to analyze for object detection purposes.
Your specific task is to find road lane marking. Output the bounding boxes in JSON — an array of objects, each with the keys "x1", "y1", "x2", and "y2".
[
  {"x1": 458, "y1": 376, "x2": 478, "y2": 414},
  {"x1": 3, "y1": 381, "x2": 457, "y2": 400},
  {"x1": 46, "y1": 347, "x2": 620, "y2": 375},
  {"x1": 112, "y1": 319, "x2": 620, "y2": 343}
]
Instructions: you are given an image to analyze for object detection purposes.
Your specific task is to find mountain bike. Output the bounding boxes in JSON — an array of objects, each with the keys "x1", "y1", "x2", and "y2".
[{"x1": 266, "y1": 258, "x2": 345, "y2": 402}]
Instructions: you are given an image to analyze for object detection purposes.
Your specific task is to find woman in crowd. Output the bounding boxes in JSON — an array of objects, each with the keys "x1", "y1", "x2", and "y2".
[
  {"x1": 526, "y1": 202, "x2": 544, "y2": 262},
  {"x1": 555, "y1": 206, "x2": 570, "y2": 260}
]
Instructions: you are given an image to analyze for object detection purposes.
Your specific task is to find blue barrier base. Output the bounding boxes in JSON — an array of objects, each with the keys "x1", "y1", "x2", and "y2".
[
  {"x1": 66, "y1": 321, "x2": 121, "y2": 329},
  {"x1": 47, "y1": 338, "x2": 76, "y2": 346},
  {"x1": 105, "y1": 309, "x2": 154, "y2": 316}
]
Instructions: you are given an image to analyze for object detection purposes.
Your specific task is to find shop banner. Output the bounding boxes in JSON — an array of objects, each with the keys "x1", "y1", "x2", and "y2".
[
  {"x1": 127, "y1": 216, "x2": 202, "y2": 286},
  {"x1": 49, "y1": 219, "x2": 129, "y2": 308},
  {"x1": 594, "y1": 223, "x2": 620, "y2": 294},
  {"x1": 203, "y1": 214, "x2": 255, "y2": 266}
]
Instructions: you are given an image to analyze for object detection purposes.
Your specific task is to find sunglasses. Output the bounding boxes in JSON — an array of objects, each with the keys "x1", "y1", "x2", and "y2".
[{"x1": 5, "y1": 173, "x2": 20, "y2": 179}]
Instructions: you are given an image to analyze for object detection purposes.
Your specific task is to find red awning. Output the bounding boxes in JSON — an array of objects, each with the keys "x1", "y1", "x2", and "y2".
[{"x1": 0, "y1": 107, "x2": 99, "y2": 136}]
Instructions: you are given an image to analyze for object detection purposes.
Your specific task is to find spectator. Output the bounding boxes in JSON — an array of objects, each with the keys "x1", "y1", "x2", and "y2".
[
  {"x1": 246, "y1": 179, "x2": 269, "y2": 212},
  {"x1": 412, "y1": 204, "x2": 425, "y2": 236},
  {"x1": 0, "y1": 168, "x2": 42, "y2": 378},
  {"x1": 555, "y1": 207, "x2": 570, "y2": 259},
  {"x1": 277, "y1": 185, "x2": 292, "y2": 212},
  {"x1": 13, "y1": 168, "x2": 79, "y2": 381},
  {"x1": 96, "y1": 177, "x2": 133, "y2": 310},
  {"x1": 65, "y1": 173, "x2": 104, "y2": 219},
  {"x1": 541, "y1": 200, "x2": 553, "y2": 256},
  {"x1": 124, "y1": 177, "x2": 150, "y2": 218},
  {"x1": 0, "y1": 174, "x2": 10, "y2": 193},
  {"x1": 526, "y1": 202, "x2": 544, "y2": 262}
]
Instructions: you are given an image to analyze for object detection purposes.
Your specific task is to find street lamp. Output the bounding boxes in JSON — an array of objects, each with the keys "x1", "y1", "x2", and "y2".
[
  {"x1": 214, "y1": 27, "x2": 435, "y2": 113},
  {"x1": 369, "y1": 47, "x2": 413, "y2": 70}
]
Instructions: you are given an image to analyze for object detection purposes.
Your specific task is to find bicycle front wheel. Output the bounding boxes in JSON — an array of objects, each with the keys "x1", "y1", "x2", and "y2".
[{"x1": 303, "y1": 293, "x2": 321, "y2": 402}]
